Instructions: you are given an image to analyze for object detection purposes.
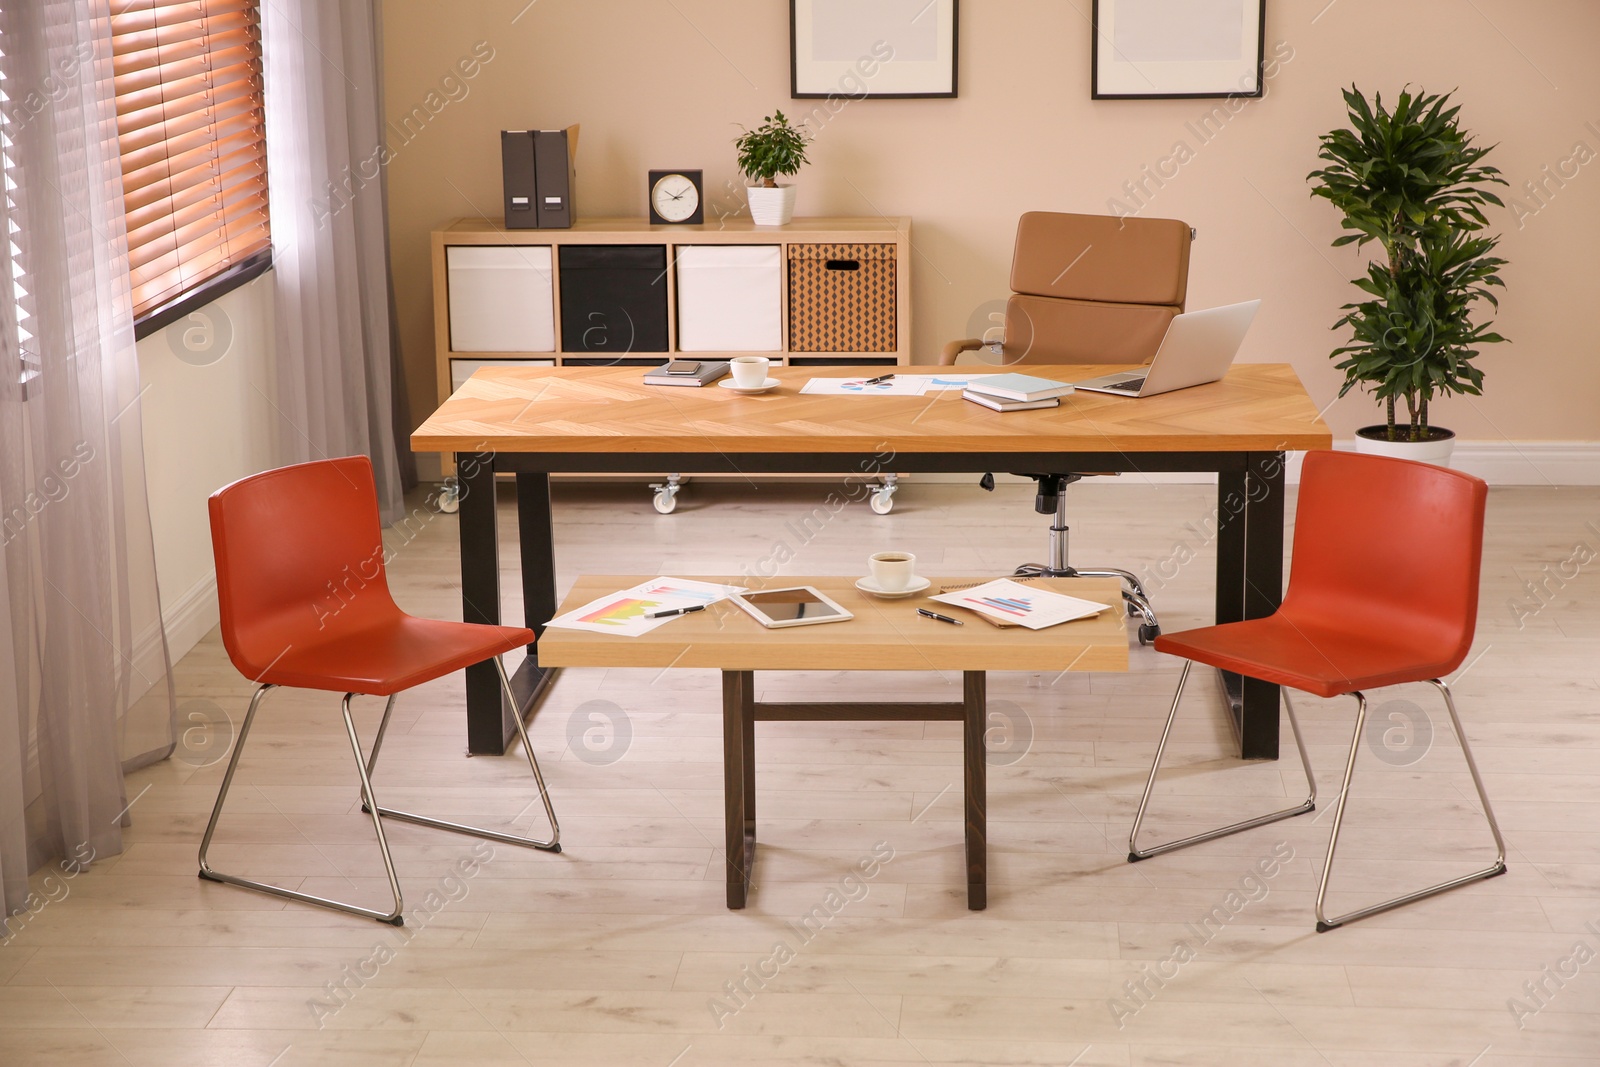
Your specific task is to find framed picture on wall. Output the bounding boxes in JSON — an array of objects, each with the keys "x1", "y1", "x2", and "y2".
[
  {"x1": 1092, "y1": 0, "x2": 1266, "y2": 99},
  {"x1": 790, "y1": 0, "x2": 958, "y2": 99}
]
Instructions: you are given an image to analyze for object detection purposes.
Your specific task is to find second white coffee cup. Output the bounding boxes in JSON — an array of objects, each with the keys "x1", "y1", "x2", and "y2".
[
  {"x1": 730, "y1": 356, "x2": 770, "y2": 388},
  {"x1": 869, "y1": 551, "x2": 916, "y2": 592}
]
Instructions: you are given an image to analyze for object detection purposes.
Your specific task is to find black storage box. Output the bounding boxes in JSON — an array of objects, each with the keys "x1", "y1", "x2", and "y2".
[{"x1": 558, "y1": 245, "x2": 669, "y2": 353}]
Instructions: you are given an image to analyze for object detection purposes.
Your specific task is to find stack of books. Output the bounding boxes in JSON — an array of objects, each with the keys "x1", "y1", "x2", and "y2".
[{"x1": 962, "y1": 373, "x2": 1076, "y2": 411}]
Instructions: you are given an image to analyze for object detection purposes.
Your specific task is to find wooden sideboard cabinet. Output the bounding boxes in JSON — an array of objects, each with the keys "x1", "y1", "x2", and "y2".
[{"x1": 430, "y1": 216, "x2": 912, "y2": 512}]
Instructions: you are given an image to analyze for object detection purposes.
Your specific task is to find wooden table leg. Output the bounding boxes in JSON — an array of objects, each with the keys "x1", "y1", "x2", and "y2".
[
  {"x1": 964, "y1": 671, "x2": 987, "y2": 911},
  {"x1": 722, "y1": 671, "x2": 755, "y2": 908}
]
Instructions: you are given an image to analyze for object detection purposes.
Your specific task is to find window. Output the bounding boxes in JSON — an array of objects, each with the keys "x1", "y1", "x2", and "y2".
[
  {"x1": 0, "y1": 18, "x2": 40, "y2": 392},
  {"x1": 111, "y1": 0, "x2": 271, "y2": 333}
]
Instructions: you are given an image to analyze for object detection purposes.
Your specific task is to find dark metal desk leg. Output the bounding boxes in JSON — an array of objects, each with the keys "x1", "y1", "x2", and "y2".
[
  {"x1": 1215, "y1": 467, "x2": 1249, "y2": 744},
  {"x1": 489, "y1": 473, "x2": 562, "y2": 748},
  {"x1": 515, "y1": 473, "x2": 557, "y2": 644},
  {"x1": 723, "y1": 671, "x2": 754, "y2": 908},
  {"x1": 964, "y1": 671, "x2": 987, "y2": 911},
  {"x1": 458, "y1": 453, "x2": 509, "y2": 756},
  {"x1": 1239, "y1": 452, "x2": 1287, "y2": 760}
]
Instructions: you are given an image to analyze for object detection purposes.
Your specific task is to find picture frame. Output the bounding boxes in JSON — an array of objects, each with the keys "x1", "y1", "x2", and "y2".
[
  {"x1": 790, "y1": 0, "x2": 958, "y2": 99},
  {"x1": 1092, "y1": 0, "x2": 1266, "y2": 100}
]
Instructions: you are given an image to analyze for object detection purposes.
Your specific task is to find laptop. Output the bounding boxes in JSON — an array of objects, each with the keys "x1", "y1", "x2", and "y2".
[{"x1": 1074, "y1": 299, "x2": 1261, "y2": 397}]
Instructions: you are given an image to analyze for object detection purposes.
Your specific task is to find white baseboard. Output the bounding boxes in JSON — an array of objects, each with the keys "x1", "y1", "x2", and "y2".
[
  {"x1": 156, "y1": 572, "x2": 219, "y2": 664},
  {"x1": 1385, "y1": 440, "x2": 1600, "y2": 486}
]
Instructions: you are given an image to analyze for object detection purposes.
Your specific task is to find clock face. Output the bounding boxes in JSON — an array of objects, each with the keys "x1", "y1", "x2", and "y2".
[{"x1": 651, "y1": 173, "x2": 701, "y2": 223}]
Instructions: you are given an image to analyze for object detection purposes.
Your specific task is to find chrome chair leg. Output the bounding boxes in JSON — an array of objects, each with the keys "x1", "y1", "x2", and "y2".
[
  {"x1": 199, "y1": 685, "x2": 407, "y2": 925},
  {"x1": 1075, "y1": 567, "x2": 1149, "y2": 601},
  {"x1": 363, "y1": 657, "x2": 560, "y2": 852},
  {"x1": 1128, "y1": 661, "x2": 1317, "y2": 861},
  {"x1": 1314, "y1": 679, "x2": 1507, "y2": 931}
]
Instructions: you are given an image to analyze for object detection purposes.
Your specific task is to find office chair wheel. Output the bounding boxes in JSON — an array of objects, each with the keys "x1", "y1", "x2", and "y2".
[
  {"x1": 434, "y1": 483, "x2": 460, "y2": 514},
  {"x1": 870, "y1": 485, "x2": 896, "y2": 515},
  {"x1": 1138, "y1": 623, "x2": 1160, "y2": 645}
]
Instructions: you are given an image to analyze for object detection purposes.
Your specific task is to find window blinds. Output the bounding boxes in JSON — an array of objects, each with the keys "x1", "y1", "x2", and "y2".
[{"x1": 111, "y1": 0, "x2": 270, "y2": 319}]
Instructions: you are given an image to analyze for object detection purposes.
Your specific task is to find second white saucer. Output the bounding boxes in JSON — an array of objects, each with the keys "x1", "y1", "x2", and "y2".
[
  {"x1": 717, "y1": 378, "x2": 781, "y2": 394},
  {"x1": 855, "y1": 575, "x2": 932, "y2": 599}
]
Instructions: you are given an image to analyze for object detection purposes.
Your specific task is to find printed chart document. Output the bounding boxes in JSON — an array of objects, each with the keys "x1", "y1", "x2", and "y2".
[
  {"x1": 544, "y1": 577, "x2": 746, "y2": 637},
  {"x1": 800, "y1": 376, "x2": 930, "y2": 397},
  {"x1": 929, "y1": 578, "x2": 1111, "y2": 631},
  {"x1": 899, "y1": 371, "x2": 1001, "y2": 392}
]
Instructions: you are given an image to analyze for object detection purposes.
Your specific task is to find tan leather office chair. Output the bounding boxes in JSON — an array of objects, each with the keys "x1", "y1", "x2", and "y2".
[{"x1": 943, "y1": 211, "x2": 1195, "y2": 644}]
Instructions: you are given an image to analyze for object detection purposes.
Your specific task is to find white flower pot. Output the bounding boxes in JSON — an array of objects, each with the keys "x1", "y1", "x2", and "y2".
[
  {"x1": 1353, "y1": 425, "x2": 1456, "y2": 467},
  {"x1": 745, "y1": 183, "x2": 797, "y2": 226}
]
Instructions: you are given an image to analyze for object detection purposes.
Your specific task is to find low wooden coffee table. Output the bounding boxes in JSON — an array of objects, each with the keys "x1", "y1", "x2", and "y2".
[{"x1": 537, "y1": 575, "x2": 1128, "y2": 910}]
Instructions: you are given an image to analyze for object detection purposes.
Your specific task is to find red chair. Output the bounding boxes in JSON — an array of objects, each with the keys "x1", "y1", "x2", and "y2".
[
  {"x1": 199, "y1": 457, "x2": 558, "y2": 924},
  {"x1": 1127, "y1": 450, "x2": 1506, "y2": 930}
]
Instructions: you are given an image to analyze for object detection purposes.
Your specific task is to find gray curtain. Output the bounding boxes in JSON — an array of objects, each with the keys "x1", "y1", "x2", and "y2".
[
  {"x1": 0, "y1": 0, "x2": 177, "y2": 919},
  {"x1": 262, "y1": 0, "x2": 410, "y2": 521}
]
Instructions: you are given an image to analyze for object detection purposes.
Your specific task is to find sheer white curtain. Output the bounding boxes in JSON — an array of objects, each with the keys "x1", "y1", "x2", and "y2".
[
  {"x1": 263, "y1": 0, "x2": 409, "y2": 521},
  {"x1": 0, "y1": 0, "x2": 176, "y2": 918}
]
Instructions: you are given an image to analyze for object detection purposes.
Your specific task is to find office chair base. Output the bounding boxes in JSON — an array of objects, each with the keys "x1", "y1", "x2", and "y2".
[
  {"x1": 197, "y1": 658, "x2": 561, "y2": 925},
  {"x1": 1127, "y1": 661, "x2": 1319, "y2": 862},
  {"x1": 1312, "y1": 679, "x2": 1507, "y2": 932}
]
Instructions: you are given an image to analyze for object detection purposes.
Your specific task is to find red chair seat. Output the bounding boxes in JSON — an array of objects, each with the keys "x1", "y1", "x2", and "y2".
[
  {"x1": 257, "y1": 619, "x2": 535, "y2": 696},
  {"x1": 1154, "y1": 616, "x2": 1460, "y2": 700}
]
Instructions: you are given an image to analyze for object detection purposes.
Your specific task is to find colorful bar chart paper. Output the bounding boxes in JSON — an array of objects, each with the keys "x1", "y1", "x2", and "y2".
[
  {"x1": 545, "y1": 577, "x2": 746, "y2": 637},
  {"x1": 929, "y1": 578, "x2": 1110, "y2": 631}
]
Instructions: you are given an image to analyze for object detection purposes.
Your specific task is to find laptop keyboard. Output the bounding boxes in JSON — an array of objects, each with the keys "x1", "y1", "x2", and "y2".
[{"x1": 1106, "y1": 377, "x2": 1146, "y2": 391}]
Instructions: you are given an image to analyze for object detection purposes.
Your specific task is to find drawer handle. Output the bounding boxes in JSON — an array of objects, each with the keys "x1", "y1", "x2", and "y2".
[{"x1": 825, "y1": 259, "x2": 861, "y2": 271}]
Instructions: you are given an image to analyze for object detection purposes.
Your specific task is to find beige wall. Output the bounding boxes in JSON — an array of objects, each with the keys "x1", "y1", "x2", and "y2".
[
  {"x1": 136, "y1": 275, "x2": 278, "y2": 659},
  {"x1": 382, "y1": 0, "x2": 1600, "y2": 446}
]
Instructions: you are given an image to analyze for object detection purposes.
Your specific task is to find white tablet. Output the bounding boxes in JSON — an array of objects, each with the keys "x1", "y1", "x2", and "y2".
[{"x1": 732, "y1": 586, "x2": 855, "y2": 629}]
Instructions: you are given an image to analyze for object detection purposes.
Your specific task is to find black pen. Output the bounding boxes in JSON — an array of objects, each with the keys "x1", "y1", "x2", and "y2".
[
  {"x1": 645, "y1": 604, "x2": 707, "y2": 619},
  {"x1": 862, "y1": 373, "x2": 895, "y2": 385},
  {"x1": 916, "y1": 608, "x2": 963, "y2": 626}
]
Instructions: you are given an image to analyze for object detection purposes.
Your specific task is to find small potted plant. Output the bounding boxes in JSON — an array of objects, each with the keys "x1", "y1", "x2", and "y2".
[
  {"x1": 1308, "y1": 86, "x2": 1509, "y2": 465},
  {"x1": 734, "y1": 110, "x2": 810, "y2": 226}
]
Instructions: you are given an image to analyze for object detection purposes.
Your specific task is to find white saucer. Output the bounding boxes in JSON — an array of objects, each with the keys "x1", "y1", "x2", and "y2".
[
  {"x1": 717, "y1": 378, "x2": 781, "y2": 394},
  {"x1": 855, "y1": 575, "x2": 932, "y2": 599}
]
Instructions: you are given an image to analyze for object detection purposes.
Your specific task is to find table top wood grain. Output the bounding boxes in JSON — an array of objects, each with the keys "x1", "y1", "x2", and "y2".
[
  {"x1": 410, "y1": 363, "x2": 1332, "y2": 455},
  {"x1": 536, "y1": 575, "x2": 1130, "y2": 672}
]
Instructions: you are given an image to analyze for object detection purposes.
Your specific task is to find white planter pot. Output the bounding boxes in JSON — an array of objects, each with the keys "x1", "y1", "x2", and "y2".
[
  {"x1": 1353, "y1": 425, "x2": 1456, "y2": 467},
  {"x1": 745, "y1": 183, "x2": 797, "y2": 226}
]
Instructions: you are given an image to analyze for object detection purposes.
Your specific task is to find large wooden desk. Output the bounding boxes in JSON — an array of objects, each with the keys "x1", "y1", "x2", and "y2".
[
  {"x1": 538, "y1": 575, "x2": 1128, "y2": 909},
  {"x1": 410, "y1": 363, "x2": 1332, "y2": 758}
]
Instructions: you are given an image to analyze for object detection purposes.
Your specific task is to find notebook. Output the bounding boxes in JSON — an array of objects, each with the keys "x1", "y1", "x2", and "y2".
[
  {"x1": 962, "y1": 391, "x2": 1061, "y2": 412},
  {"x1": 965, "y1": 373, "x2": 1076, "y2": 402},
  {"x1": 643, "y1": 360, "x2": 730, "y2": 387}
]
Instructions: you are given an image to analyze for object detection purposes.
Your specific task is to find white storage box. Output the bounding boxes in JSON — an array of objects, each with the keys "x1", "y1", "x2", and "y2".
[
  {"x1": 449, "y1": 358, "x2": 556, "y2": 392},
  {"x1": 675, "y1": 245, "x2": 782, "y2": 351},
  {"x1": 446, "y1": 246, "x2": 556, "y2": 352}
]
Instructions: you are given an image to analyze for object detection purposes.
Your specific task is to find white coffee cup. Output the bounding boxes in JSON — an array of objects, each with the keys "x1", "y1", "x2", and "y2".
[
  {"x1": 869, "y1": 551, "x2": 916, "y2": 592},
  {"x1": 730, "y1": 356, "x2": 770, "y2": 388}
]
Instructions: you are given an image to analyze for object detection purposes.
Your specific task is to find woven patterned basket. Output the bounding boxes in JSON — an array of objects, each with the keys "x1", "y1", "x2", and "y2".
[{"x1": 788, "y1": 243, "x2": 896, "y2": 352}]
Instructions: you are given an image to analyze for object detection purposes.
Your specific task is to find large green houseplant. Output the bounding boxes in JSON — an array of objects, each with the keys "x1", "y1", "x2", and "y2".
[
  {"x1": 1308, "y1": 86, "x2": 1509, "y2": 460},
  {"x1": 734, "y1": 110, "x2": 810, "y2": 226}
]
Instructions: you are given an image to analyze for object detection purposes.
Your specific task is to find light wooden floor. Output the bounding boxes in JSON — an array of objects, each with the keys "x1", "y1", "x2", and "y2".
[{"x1": 4, "y1": 478, "x2": 1598, "y2": 1066}]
